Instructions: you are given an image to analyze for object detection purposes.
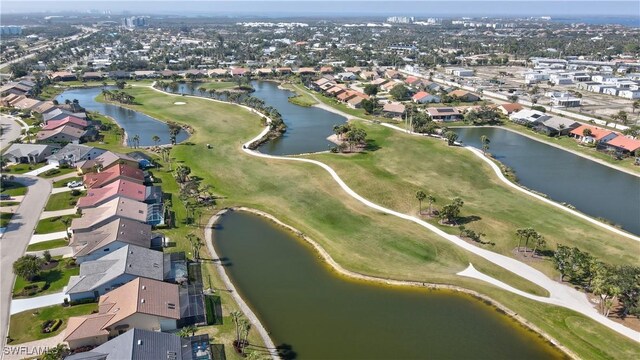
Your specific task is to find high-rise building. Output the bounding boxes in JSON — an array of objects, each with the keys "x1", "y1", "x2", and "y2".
[
  {"x1": 0, "y1": 26, "x2": 23, "y2": 36},
  {"x1": 386, "y1": 16, "x2": 414, "y2": 24},
  {"x1": 122, "y1": 16, "x2": 148, "y2": 29}
]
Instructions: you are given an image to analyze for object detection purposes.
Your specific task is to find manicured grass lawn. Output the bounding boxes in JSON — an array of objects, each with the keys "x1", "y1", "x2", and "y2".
[
  {"x1": 26, "y1": 238, "x2": 68, "y2": 252},
  {"x1": 0, "y1": 201, "x2": 20, "y2": 206},
  {"x1": 0, "y1": 212, "x2": 13, "y2": 227},
  {"x1": 99, "y1": 86, "x2": 640, "y2": 360},
  {"x1": 3, "y1": 163, "x2": 45, "y2": 174},
  {"x1": 38, "y1": 85, "x2": 65, "y2": 100},
  {"x1": 308, "y1": 122, "x2": 638, "y2": 275},
  {"x1": 13, "y1": 257, "x2": 79, "y2": 298},
  {"x1": 0, "y1": 181, "x2": 27, "y2": 196},
  {"x1": 39, "y1": 166, "x2": 77, "y2": 178},
  {"x1": 8, "y1": 303, "x2": 97, "y2": 344},
  {"x1": 197, "y1": 81, "x2": 237, "y2": 90},
  {"x1": 44, "y1": 190, "x2": 83, "y2": 211},
  {"x1": 53, "y1": 176, "x2": 82, "y2": 188},
  {"x1": 34, "y1": 214, "x2": 78, "y2": 234},
  {"x1": 280, "y1": 83, "x2": 318, "y2": 107}
]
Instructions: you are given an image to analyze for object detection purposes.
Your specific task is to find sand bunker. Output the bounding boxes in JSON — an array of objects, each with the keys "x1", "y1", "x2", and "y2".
[{"x1": 174, "y1": 101, "x2": 186, "y2": 105}]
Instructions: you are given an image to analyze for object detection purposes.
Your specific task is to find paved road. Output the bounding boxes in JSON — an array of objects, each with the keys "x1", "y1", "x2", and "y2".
[
  {"x1": 0, "y1": 115, "x2": 21, "y2": 151},
  {"x1": 0, "y1": 175, "x2": 51, "y2": 354}
]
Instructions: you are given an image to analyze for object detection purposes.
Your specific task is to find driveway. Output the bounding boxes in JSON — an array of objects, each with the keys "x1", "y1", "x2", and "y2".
[
  {"x1": 26, "y1": 246, "x2": 72, "y2": 258},
  {"x1": 3, "y1": 332, "x2": 65, "y2": 360},
  {"x1": 9, "y1": 291, "x2": 67, "y2": 315},
  {"x1": 25, "y1": 164, "x2": 57, "y2": 176},
  {"x1": 0, "y1": 175, "x2": 51, "y2": 354},
  {"x1": 29, "y1": 232, "x2": 68, "y2": 245}
]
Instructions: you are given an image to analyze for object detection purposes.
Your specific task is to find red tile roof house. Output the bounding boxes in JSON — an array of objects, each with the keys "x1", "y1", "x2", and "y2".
[
  {"x1": 382, "y1": 102, "x2": 406, "y2": 117},
  {"x1": 426, "y1": 107, "x2": 464, "y2": 122},
  {"x1": 448, "y1": 90, "x2": 481, "y2": 102},
  {"x1": 83, "y1": 164, "x2": 145, "y2": 189},
  {"x1": 498, "y1": 103, "x2": 524, "y2": 115},
  {"x1": 76, "y1": 151, "x2": 139, "y2": 174},
  {"x1": 404, "y1": 76, "x2": 423, "y2": 87},
  {"x1": 602, "y1": 136, "x2": 640, "y2": 155},
  {"x1": 569, "y1": 125, "x2": 618, "y2": 144},
  {"x1": 77, "y1": 179, "x2": 149, "y2": 209},
  {"x1": 347, "y1": 96, "x2": 366, "y2": 109},
  {"x1": 40, "y1": 116, "x2": 88, "y2": 131},
  {"x1": 230, "y1": 67, "x2": 249, "y2": 77},
  {"x1": 297, "y1": 67, "x2": 317, "y2": 75},
  {"x1": 320, "y1": 66, "x2": 334, "y2": 74},
  {"x1": 63, "y1": 278, "x2": 181, "y2": 350},
  {"x1": 412, "y1": 91, "x2": 440, "y2": 104}
]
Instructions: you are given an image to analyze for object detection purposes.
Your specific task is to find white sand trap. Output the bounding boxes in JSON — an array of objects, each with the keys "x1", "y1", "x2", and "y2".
[{"x1": 174, "y1": 101, "x2": 187, "y2": 105}]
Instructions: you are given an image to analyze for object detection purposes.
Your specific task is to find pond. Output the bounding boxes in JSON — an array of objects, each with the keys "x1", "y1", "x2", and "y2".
[
  {"x1": 212, "y1": 211, "x2": 566, "y2": 360},
  {"x1": 56, "y1": 87, "x2": 189, "y2": 147},
  {"x1": 453, "y1": 127, "x2": 640, "y2": 235},
  {"x1": 167, "y1": 81, "x2": 348, "y2": 155}
]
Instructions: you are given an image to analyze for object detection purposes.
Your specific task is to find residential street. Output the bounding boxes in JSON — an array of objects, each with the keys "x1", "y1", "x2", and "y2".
[
  {"x1": 0, "y1": 175, "x2": 51, "y2": 355},
  {"x1": 0, "y1": 115, "x2": 21, "y2": 150}
]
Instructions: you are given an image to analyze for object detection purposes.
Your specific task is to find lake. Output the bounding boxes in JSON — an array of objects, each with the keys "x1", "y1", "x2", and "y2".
[
  {"x1": 453, "y1": 127, "x2": 640, "y2": 235},
  {"x1": 56, "y1": 87, "x2": 189, "y2": 147},
  {"x1": 212, "y1": 210, "x2": 566, "y2": 360}
]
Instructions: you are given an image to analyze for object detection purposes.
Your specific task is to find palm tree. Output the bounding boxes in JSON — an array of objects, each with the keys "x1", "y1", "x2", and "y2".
[
  {"x1": 132, "y1": 134, "x2": 140, "y2": 148},
  {"x1": 152, "y1": 135, "x2": 160, "y2": 146},
  {"x1": 531, "y1": 234, "x2": 546, "y2": 257},
  {"x1": 427, "y1": 194, "x2": 436, "y2": 215},
  {"x1": 633, "y1": 100, "x2": 640, "y2": 114},
  {"x1": 230, "y1": 311, "x2": 243, "y2": 345},
  {"x1": 416, "y1": 190, "x2": 426, "y2": 214},
  {"x1": 480, "y1": 135, "x2": 490, "y2": 155}
]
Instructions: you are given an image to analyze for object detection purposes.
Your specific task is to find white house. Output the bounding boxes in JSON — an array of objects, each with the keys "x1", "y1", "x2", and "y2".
[
  {"x1": 618, "y1": 90, "x2": 640, "y2": 99},
  {"x1": 509, "y1": 109, "x2": 551, "y2": 125}
]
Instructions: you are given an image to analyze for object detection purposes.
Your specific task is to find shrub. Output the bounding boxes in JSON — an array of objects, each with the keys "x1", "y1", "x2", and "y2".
[
  {"x1": 43, "y1": 169, "x2": 60, "y2": 177},
  {"x1": 71, "y1": 189, "x2": 81, "y2": 196},
  {"x1": 50, "y1": 319, "x2": 63, "y2": 332}
]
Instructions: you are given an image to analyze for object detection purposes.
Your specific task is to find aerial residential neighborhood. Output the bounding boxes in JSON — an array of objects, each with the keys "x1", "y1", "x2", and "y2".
[{"x1": 0, "y1": 1, "x2": 639, "y2": 360}]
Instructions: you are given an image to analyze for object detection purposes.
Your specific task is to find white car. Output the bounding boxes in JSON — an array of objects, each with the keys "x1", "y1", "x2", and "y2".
[{"x1": 67, "y1": 181, "x2": 83, "y2": 188}]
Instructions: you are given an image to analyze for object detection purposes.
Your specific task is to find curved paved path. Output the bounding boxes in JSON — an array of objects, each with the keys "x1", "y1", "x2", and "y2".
[
  {"x1": 0, "y1": 175, "x2": 52, "y2": 355},
  {"x1": 151, "y1": 86, "x2": 640, "y2": 342}
]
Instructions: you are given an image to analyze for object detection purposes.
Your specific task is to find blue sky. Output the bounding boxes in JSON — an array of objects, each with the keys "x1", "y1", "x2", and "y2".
[{"x1": 2, "y1": 1, "x2": 640, "y2": 17}]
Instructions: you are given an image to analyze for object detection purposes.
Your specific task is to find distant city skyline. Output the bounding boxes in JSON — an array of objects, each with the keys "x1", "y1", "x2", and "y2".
[{"x1": 2, "y1": 1, "x2": 640, "y2": 18}]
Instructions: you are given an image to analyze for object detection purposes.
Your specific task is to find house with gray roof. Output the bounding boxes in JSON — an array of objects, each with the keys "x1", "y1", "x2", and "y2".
[
  {"x1": 65, "y1": 328, "x2": 210, "y2": 360},
  {"x1": 46, "y1": 143, "x2": 106, "y2": 166},
  {"x1": 70, "y1": 217, "x2": 157, "y2": 263},
  {"x1": 3, "y1": 143, "x2": 60, "y2": 164},
  {"x1": 65, "y1": 245, "x2": 166, "y2": 301},
  {"x1": 43, "y1": 108, "x2": 87, "y2": 124},
  {"x1": 535, "y1": 117, "x2": 581, "y2": 137}
]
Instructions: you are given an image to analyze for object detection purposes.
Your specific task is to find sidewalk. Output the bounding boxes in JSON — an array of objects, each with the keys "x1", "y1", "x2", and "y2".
[
  {"x1": 30, "y1": 232, "x2": 68, "y2": 244},
  {"x1": 10, "y1": 291, "x2": 67, "y2": 315},
  {"x1": 40, "y1": 208, "x2": 77, "y2": 220}
]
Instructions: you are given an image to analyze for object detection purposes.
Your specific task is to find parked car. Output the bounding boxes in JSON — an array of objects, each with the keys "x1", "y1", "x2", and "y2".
[
  {"x1": 0, "y1": 194, "x2": 12, "y2": 200},
  {"x1": 67, "y1": 181, "x2": 83, "y2": 188}
]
